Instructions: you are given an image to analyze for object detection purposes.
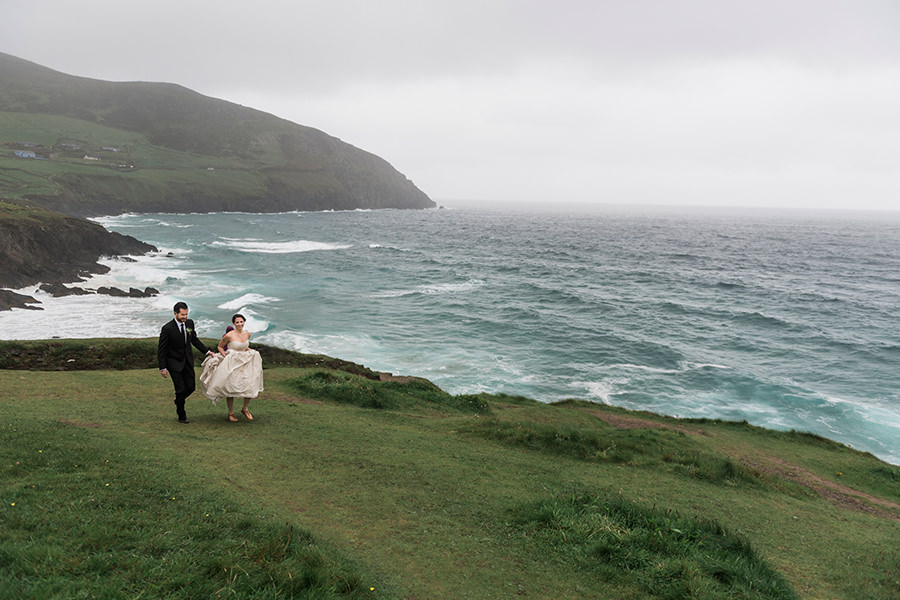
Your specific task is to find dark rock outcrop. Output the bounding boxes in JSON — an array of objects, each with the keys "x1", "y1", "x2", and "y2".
[
  {"x1": 97, "y1": 286, "x2": 159, "y2": 298},
  {"x1": 0, "y1": 205, "x2": 157, "y2": 291},
  {"x1": 0, "y1": 289, "x2": 42, "y2": 311},
  {"x1": 39, "y1": 282, "x2": 93, "y2": 297}
]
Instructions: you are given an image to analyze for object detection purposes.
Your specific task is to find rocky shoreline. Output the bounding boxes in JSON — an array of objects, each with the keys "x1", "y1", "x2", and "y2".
[{"x1": 0, "y1": 205, "x2": 158, "y2": 311}]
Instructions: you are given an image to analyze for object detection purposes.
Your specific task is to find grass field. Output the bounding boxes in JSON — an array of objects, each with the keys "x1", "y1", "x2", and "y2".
[
  {"x1": 2, "y1": 341, "x2": 899, "y2": 599},
  {"x1": 0, "y1": 110, "x2": 269, "y2": 205}
]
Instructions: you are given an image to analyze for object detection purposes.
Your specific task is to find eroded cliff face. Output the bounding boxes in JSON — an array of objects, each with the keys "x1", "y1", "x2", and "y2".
[{"x1": 0, "y1": 210, "x2": 156, "y2": 289}]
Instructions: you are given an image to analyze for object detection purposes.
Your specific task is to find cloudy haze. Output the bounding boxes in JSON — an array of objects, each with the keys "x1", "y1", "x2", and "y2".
[{"x1": 4, "y1": 1, "x2": 900, "y2": 211}]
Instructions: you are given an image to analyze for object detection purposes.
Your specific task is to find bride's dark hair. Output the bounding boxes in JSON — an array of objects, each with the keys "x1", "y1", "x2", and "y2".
[{"x1": 232, "y1": 313, "x2": 246, "y2": 323}]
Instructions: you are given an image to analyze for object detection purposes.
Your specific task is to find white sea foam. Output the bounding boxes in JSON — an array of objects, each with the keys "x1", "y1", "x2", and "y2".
[
  {"x1": 226, "y1": 308, "x2": 269, "y2": 334},
  {"x1": 86, "y1": 257, "x2": 173, "y2": 289},
  {"x1": 1, "y1": 287, "x2": 161, "y2": 340},
  {"x1": 218, "y1": 293, "x2": 279, "y2": 310},
  {"x1": 95, "y1": 215, "x2": 194, "y2": 229},
  {"x1": 420, "y1": 280, "x2": 484, "y2": 294},
  {"x1": 161, "y1": 222, "x2": 194, "y2": 229},
  {"x1": 598, "y1": 363, "x2": 682, "y2": 375},
  {"x1": 91, "y1": 213, "x2": 144, "y2": 228},
  {"x1": 0, "y1": 251, "x2": 232, "y2": 340},
  {"x1": 212, "y1": 238, "x2": 352, "y2": 254},
  {"x1": 682, "y1": 361, "x2": 732, "y2": 370},
  {"x1": 594, "y1": 362, "x2": 731, "y2": 376},
  {"x1": 370, "y1": 279, "x2": 484, "y2": 298},
  {"x1": 369, "y1": 289, "x2": 411, "y2": 298},
  {"x1": 571, "y1": 378, "x2": 630, "y2": 404},
  {"x1": 815, "y1": 395, "x2": 900, "y2": 462},
  {"x1": 369, "y1": 243, "x2": 409, "y2": 252},
  {"x1": 256, "y1": 329, "x2": 379, "y2": 364}
]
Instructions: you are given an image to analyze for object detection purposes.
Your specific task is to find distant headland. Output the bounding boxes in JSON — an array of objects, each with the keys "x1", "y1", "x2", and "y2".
[
  {"x1": 0, "y1": 52, "x2": 435, "y2": 306},
  {"x1": 0, "y1": 52, "x2": 434, "y2": 216}
]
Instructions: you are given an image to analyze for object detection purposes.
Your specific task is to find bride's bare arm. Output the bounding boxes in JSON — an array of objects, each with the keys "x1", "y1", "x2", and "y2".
[{"x1": 217, "y1": 332, "x2": 232, "y2": 356}]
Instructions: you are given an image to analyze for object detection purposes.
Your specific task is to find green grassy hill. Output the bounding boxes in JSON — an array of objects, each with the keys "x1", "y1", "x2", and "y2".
[
  {"x1": 0, "y1": 52, "x2": 433, "y2": 216},
  {"x1": 2, "y1": 340, "x2": 898, "y2": 599}
]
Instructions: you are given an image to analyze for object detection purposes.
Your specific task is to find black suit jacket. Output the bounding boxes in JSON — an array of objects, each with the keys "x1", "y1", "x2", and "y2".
[{"x1": 157, "y1": 318, "x2": 209, "y2": 372}]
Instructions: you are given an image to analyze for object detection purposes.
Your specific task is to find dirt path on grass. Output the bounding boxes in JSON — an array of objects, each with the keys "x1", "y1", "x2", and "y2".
[
  {"x1": 587, "y1": 409, "x2": 900, "y2": 522},
  {"x1": 739, "y1": 454, "x2": 900, "y2": 521}
]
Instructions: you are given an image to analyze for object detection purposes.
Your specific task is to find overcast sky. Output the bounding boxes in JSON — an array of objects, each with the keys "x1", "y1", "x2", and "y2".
[{"x1": 4, "y1": 1, "x2": 900, "y2": 211}]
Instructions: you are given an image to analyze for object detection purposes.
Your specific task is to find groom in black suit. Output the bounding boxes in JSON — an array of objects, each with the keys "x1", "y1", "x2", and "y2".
[{"x1": 158, "y1": 301, "x2": 213, "y2": 423}]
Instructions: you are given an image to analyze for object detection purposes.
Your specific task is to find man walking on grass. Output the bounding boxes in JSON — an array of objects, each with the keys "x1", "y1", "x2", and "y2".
[{"x1": 158, "y1": 301, "x2": 213, "y2": 423}]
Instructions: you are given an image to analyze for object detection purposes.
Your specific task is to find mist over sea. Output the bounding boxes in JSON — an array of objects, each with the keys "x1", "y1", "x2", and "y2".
[{"x1": 5, "y1": 205, "x2": 900, "y2": 464}]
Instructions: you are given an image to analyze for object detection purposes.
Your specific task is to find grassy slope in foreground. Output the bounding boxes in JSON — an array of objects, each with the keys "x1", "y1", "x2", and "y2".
[{"x1": 2, "y1": 340, "x2": 899, "y2": 599}]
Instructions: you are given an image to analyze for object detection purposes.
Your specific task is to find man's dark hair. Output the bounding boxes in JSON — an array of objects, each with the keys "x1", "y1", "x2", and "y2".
[{"x1": 173, "y1": 301, "x2": 188, "y2": 313}]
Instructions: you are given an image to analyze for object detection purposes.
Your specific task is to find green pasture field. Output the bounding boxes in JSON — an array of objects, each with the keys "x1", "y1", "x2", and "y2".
[
  {"x1": 0, "y1": 110, "x2": 279, "y2": 203},
  {"x1": 1, "y1": 340, "x2": 898, "y2": 599},
  {"x1": 0, "y1": 112, "x2": 146, "y2": 150}
]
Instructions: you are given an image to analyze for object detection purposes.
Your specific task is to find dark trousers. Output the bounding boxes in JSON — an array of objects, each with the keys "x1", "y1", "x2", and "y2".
[{"x1": 170, "y1": 366, "x2": 196, "y2": 420}]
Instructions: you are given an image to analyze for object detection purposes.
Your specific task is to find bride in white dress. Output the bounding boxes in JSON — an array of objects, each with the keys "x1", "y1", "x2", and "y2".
[{"x1": 200, "y1": 313, "x2": 263, "y2": 422}]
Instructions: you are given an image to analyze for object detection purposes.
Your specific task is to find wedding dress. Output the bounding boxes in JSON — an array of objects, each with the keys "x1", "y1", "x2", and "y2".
[{"x1": 200, "y1": 340, "x2": 264, "y2": 404}]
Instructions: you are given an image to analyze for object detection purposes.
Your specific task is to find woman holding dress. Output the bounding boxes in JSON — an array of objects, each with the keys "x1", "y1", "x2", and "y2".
[{"x1": 200, "y1": 313, "x2": 264, "y2": 422}]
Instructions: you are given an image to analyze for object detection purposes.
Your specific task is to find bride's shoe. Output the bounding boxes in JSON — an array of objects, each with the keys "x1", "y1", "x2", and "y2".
[
  {"x1": 241, "y1": 408, "x2": 254, "y2": 421},
  {"x1": 228, "y1": 413, "x2": 239, "y2": 422}
]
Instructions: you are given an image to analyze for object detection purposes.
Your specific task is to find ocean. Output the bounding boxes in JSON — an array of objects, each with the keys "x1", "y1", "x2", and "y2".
[{"x1": 4, "y1": 205, "x2": 900, "y2": 465}]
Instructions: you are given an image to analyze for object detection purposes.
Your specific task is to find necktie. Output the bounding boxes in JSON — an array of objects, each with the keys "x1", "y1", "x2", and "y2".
[{"x1": 180, "y1": 323, "x2": 187, "y2": 344}]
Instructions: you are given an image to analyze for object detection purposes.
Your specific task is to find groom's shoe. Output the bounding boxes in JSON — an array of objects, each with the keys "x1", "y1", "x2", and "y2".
[{"x1": 178, "y1": 418, "x2": 190, "y2": 424}]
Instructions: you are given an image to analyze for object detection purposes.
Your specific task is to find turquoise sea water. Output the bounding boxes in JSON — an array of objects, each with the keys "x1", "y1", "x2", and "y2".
[{"x1": 5, "y1": 206, "x2": 900, "y2": 464}]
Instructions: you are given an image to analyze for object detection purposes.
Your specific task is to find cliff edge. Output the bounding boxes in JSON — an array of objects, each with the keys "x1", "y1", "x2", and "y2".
[{"x1": 0, "y1": 203, "x2": 155, "y2": 308}]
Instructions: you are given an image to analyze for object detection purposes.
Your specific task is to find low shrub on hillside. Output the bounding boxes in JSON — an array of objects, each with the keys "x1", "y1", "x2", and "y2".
[
  {"x1": 513, "y1": 489, "x2": 798, "y2": 600},
  {"x1": 290, "y1": 370, "x2": 490, "y2": 414},
  {"x1": 464, "y1": 418, "x2": 769, "y2": 487}
]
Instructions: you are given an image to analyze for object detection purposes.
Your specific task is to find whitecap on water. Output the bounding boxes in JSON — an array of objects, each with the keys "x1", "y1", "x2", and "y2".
[
  {"x1": 212, "y1": 238, "x2": 352, "y2": 254},
  {"x1": 572, "y1": 379, "x2": 631, "y2": 405},
  {"x1": 681, "y1": 361, "x2": 732, "y2": 370},
  {"x1": 368, "y1": 289, "x2": 414, "y2": 299},
  {"x1": 95, "y1": 215, "x2": 194, "y2": 229},
  {"x1": 256, "y1": 329, "x2": 380, "y2": 365},
  {"x1": 419, "y1": 279, "x2": 484, "y2": 294},
  {"x1": 596, "y1": 362, "x2": 684, "y2": 375},
  {"x1": 226, "y1": 308, "x2": 269, "y2": 334},
  {"x1": 369, "y1": 243, "x2": 410, "y2": 252},
  {"x1": 218, "y1": 293, "x2": 280, "y2": 310},
  {"x1": 370, "y1": 279, "x2": 485, "y2": 298}
]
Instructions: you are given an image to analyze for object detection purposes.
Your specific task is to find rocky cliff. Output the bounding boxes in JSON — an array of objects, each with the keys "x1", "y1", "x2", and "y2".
[{"x1": 0, "y1": 203, "x2": 155, "y2": 307}]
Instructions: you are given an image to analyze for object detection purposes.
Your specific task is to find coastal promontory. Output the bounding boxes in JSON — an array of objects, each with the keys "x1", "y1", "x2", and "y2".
[
  {"x1": 0, "y1": 52, "x2": 434, "y2": 217},
  {"x1": 0, "y1": 202, "x2": 155, "y2": 304},
  {"x1": 0, "y1": 52, "x2": 436, "y2": 306}
]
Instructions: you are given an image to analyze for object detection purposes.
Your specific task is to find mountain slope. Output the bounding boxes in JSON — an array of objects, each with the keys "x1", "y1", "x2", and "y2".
[{"x1": 0, "y1": 52, "x2": 434, "y2": 216}]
